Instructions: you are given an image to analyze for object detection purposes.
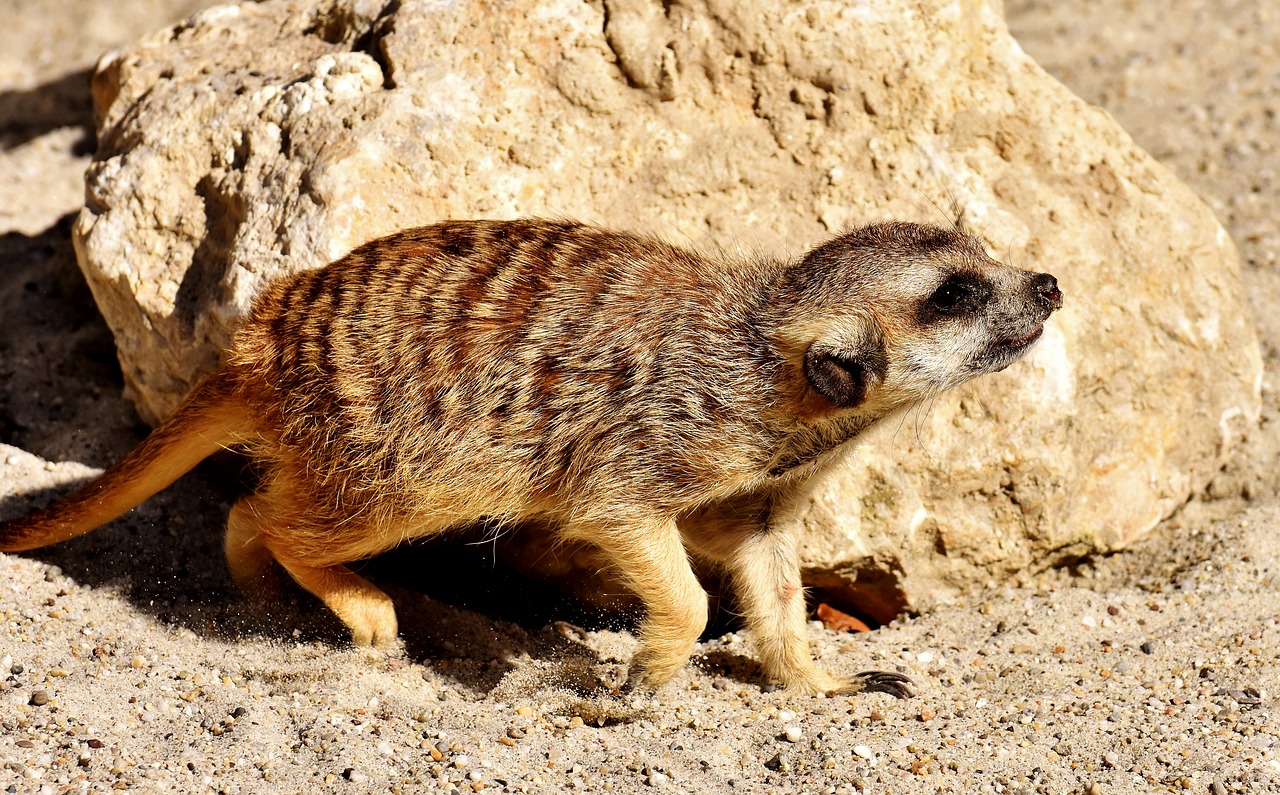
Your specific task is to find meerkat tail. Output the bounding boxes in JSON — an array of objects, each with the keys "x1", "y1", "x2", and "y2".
[{"x1": 0, "y1": 371, "x2": 250, "y2": 552}]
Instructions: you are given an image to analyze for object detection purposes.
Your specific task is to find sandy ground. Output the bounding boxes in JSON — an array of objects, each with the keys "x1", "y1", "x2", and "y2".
[{"x1": 2, "y1": 1, "x2": 1279, "y2": 793}]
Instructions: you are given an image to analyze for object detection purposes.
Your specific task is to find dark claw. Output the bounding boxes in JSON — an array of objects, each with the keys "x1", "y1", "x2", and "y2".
[
  {"x1": 1235, "y1": 687, "x2": 1263, "y2": 709},
  {"x1": 853, "y1": 670, "x2": 915, "y2": 699}
]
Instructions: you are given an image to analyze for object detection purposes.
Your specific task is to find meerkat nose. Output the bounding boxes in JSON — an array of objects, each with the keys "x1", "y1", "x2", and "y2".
[{"x1": 1029, "y1": 272, "x2": 1063, "y2": 312}]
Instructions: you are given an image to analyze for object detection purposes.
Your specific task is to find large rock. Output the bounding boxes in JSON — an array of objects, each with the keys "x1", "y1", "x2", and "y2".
[{"x1": 73, "y1": 0, "x2": 1261, "y2": 617}]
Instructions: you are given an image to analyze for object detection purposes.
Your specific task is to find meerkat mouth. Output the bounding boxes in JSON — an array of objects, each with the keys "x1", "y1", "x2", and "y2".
[
  {"x1": 997, "y1": 326, "x2": 1044, "y2": 351},
  {"x1": 982, "y1": 325, "x2": 1045, "y2": 372}
]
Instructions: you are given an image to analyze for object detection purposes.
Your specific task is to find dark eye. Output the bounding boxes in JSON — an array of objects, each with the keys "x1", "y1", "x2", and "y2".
[
  {"x1": 931, "y1": 277, "x2": 971, "y2": 310},
  {"x1": 924, "y1": 273, "x2": 991, "y2": 319}
]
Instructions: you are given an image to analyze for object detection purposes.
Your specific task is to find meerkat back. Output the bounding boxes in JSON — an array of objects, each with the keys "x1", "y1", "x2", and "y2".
[{"x1": 226, "y1": 221, "x2": 774, "y2": 527}]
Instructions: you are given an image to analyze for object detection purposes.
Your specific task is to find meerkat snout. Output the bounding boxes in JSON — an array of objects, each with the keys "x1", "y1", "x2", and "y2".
[
  {"x1": 1029, "y1": 272, "x2": 1063, "y2": 315},
  {"x1": 970, "y1": 269, "x2": 1063, "y2": 375}
]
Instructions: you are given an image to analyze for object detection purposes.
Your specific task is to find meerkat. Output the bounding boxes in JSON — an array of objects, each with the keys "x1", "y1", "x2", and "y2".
[{"x1": 0, "y1": 219, "x2": 1061, "y2": 696}]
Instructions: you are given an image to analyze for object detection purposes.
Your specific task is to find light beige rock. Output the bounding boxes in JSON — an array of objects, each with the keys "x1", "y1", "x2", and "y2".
[{"x1": 73, "y1": 0, "x2": 1261, "y2": 617}]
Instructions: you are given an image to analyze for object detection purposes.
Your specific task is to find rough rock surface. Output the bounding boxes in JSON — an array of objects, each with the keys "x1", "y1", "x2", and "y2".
[{"x1": 73, "y1": 0, "x2": 1260, "y2": 615}]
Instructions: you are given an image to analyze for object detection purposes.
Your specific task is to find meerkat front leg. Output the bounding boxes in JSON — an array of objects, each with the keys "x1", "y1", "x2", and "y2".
[
  {"x1": 685, "y1": 499, "x2": 913, "y2": 698},
  {"x1": 573, "y1": 515, "x2": 710, "y2": 694},
  {"x1": 726, "y1": 524, "x2": 911, "y2": 697},
  {"x1": 724, "y1": 523, "x2": 844, "y2": 694},
  {"x1": 225, "y1": 492, "x2": 281, "y2": 593}
]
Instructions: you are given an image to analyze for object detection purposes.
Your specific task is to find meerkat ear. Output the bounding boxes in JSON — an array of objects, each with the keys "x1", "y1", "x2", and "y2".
[{"x1": 803, "y1": 334, "x2": 887, "y2": 409}]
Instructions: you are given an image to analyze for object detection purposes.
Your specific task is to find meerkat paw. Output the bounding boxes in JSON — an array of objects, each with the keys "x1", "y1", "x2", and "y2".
[
  {"x1": 230, "y1": 567, "x2": 289, "y2": 604},
  {"x1": 343, "y1": 594, "x2": 400, "y2": 649},
  {"x1": 620, "y1": 656, "x2": 680, "y2": 698},
  {"x1": 272, "y1": 557, "x2": 401, "y2": 649},
  {"x1": 618, "y1": 673, "x2": 655, "y2": 700},
  {"x1": 783, "y1": 668, "x2": 850, "y2": 696},
  {"x1": 777, "y1": 667, "x2": 914, "y2": 698},
  {"x1": 620, "y1": 636, "x2": 705, "y2": 698}
]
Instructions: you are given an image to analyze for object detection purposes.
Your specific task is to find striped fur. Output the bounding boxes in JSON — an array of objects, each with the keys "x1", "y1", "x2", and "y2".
[{"x1": 0, "y1": 219, "x2": 1061, "y2": 695}]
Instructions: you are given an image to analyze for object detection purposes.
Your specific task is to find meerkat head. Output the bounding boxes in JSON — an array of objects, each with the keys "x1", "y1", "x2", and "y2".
[{"x1": 772, "y1": 222, "x2": 1062, "y2": 419}]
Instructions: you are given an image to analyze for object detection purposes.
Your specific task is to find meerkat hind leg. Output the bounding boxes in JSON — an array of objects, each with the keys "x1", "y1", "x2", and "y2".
[
  {"x1": 225, "y1": 480, "x2": 399, "y2": 648},
  {"x1": 224, "y1": 493, "x2": 281, "y2": 594},
  {"x1": 581, "y1": 516, "x2": 709, "y2": 694},
  {"x1": 270, "y1": 549, "x2": 400, "y2": 648}
]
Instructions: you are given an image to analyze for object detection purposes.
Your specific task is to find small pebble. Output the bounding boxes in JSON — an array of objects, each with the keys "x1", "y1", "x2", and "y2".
[
  {"x1": 29, "y1": 690, "x2": 50, "y2": 706},
  {"x1": 646, "y1": 771, "x2": 670, "y2": 786},
  {"x1": 783, "y1": 726, "x2": 803, "y2": 743},
  {"x1": 1140, "y1": 641, "x2": 1157, "y2": 654},
  {"x1": 853, "y1": 745, "x2": 875, "y2": 760},
  {"x1": 764, "y1": 753, "x2": 789, "y2": 772}
]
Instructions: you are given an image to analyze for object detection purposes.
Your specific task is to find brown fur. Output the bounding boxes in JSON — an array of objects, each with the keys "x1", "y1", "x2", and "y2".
[{"x1": 0, "y1": 219, "x2": 1061, "y2": 695}]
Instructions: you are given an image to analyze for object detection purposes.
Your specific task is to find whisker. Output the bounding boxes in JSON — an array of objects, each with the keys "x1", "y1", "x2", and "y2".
[
  {"x1": 889, "y1": 404, "x2": 913, "y2": 447},
  {"x1": 913, "y1": 393, "x2": 941, "y2": 459}
]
